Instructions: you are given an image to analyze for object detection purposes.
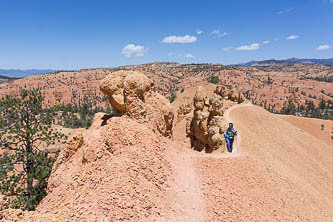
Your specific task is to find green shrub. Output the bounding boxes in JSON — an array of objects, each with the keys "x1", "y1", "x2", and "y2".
[{"x1": 208, "y1": 75, "x2": 219, "y2": 84}]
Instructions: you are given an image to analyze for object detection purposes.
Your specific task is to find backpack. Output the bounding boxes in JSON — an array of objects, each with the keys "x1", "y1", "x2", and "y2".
[{"x1": 226, "y1": 128, "x2": 237, "y2": 139}]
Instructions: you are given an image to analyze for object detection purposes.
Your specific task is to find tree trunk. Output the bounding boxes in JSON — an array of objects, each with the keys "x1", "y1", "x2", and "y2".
[{"x1": 26, "y1": 140, "x2": 34, "y2": 211}]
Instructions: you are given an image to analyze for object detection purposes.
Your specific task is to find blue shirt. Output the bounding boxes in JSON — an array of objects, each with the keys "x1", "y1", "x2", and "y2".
[{"x1": 224, "y1": 127, "x2": 237, "y2": 139}]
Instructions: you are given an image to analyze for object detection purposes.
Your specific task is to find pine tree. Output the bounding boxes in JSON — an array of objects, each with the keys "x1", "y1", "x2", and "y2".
[
  {"x1": 0, "y1": 90, "x2": 67, "y2": 210},
  {"x1": 319, "y1": 98, "x2": 326, "y2": 110}
]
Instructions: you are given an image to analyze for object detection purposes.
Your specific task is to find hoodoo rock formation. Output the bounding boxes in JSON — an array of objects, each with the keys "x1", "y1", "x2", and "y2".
[
  {"x1": 215, "y1": 85, "x2": 246, "y2": 103},
  {"x1": 100, "y1": 70, "x2": 174, "y2": 137},
  {"x1": 186, "y1": 85, "x2": 245, "y2": 153},
  {"x1": 176, "y1": 102, "x2": 193, "y2": 122}
]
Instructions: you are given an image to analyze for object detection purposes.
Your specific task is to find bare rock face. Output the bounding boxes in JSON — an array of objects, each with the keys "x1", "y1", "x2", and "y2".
[
  {"x1": 187, "y1": 87, "x2": 228, "y2": 152},
  {"x1": 177, "y1": 102, "x2": 193, "y2": 122},
  {"x1": 228, "y1": 88, "x2": 239, "y2": 102},
  {"x1": 100, "y1": 71, "x2": 151, "y2": 115},
  {"x1": 215, "y1": 85, "x2": 246, "y2": 104},
  {"x1": 193, "y1": 89, "x2": 206, "y2": 111},
  {"x1": 209, "y1": 94, "x2": 224, "y2": 116},
  {"x1": 100, "y1": 70, "x2": 174, "y2": 137},
  {"x1": 215, "y1": 85, "x2": 229, "y2": 99}
]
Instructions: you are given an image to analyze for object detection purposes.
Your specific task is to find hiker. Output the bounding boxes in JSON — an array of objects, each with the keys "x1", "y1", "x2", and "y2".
[{"x1": 224, "y1": 122, "x2": 237, "y2": 153}]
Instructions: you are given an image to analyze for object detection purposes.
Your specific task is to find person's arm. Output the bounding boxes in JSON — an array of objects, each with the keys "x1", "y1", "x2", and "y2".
[{"x1": 224, "y1": 129, "x2": 229, "y2": 138}]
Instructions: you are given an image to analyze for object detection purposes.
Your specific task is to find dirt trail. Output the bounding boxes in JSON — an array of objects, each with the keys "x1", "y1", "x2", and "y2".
[
  {"x1": 197, "y1": 104, "x2": 333, "y2": 221},
  {"x1": 163, "y1": 146, "x2": 205, "y2": 222},
  {"x1": 169, "y1": 102, "x2": 333, "y2": 221},
  {"x1": 163, "y1": 104, "x2": 249, "y2": 221},
  {"x1": 166, "y1": 102, "x2": 333, "y2": 221},
  {"x1": 223, "y1": 102, "x2": 253, "y2": 154}
]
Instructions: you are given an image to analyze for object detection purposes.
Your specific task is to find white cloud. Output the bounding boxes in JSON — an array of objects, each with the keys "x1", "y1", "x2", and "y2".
[
  {"x1": 277, "y1": 8, "x2": 293, "y2": 15},
  {"x1": 196, "y1": 29, "x2": 204, "y2": 34},
  {"x1": 236, "y1": 43, "x2": 260, "y2": 51},
  {"x1": 287, "y1": 35, "x2": 299, "y2": 40},
  {"x1": 136, "y1": 52, "x2": 144, "y2": 57},
  {"x1": 262, "y1": 40, "x2": 270, "y2": 44},
  {"x1": 122, "y1": 44, "x2": 146, "y2": 57},
  {"x1": 167, "y1": 52, "x2": 173, "y2": 56},
  {"x1": 223, "y1": 47, "x2": 232, "y2": 52},
  {"x1": 211, "y1": 29, "x2": 228, "y2": 38},
  {"x1": 162, "y1": 35, "x2": 197, "y2": 43},
  {"x1": 316, "y1": 45, "x2": 331, "y2": 51},
  {"x1": 184, "y1": 53, "x2": 193, "y2": 58}
]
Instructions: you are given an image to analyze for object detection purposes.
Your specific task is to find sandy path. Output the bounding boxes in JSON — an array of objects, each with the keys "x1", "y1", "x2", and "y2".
[
  {"x1": 166, "y1": 101, "x2": 333, "y2": 221},
  {"x1": 161, "y1": 103, "x2": 252, "y2": 221},
  {"x1": 163, "y1": 146, "x2": 205, "y2": 222},
  {"x1": 196, "y1": 104, "x2": 333, "y2": 221},
  {"x1": 223, "y1": 102, "x2": 253, "y2": 154}
]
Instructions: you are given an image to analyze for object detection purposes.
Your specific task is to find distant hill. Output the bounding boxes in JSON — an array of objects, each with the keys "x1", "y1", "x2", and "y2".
[
  {"x1": 0, "y1": 74, "x2": 20, "y2": 80},
  {"x1": 0, "y1": 69, "x2": 57, "y2": 78},
  {"x1": 236, "y1": 58, "x2": 333, "y2": 66}
]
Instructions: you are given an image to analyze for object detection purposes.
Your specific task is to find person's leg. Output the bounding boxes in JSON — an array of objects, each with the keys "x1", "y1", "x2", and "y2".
[
  {"x1": 230, "y1": 139, "x2": 234, "y2": 152},
  {"x1": 225, "y1": 138, "x2": 232, "y2": 152}
]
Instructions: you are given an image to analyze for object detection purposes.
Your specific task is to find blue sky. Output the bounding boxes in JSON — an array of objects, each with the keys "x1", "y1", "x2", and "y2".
[{"x1": 0, "y1": 0, "x2": 332, "y2": 69}]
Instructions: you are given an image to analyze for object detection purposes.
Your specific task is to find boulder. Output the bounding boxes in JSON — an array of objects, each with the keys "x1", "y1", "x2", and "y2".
[
  {"x1": 209, "y1": 95, "x2": 224, "y2": 116},
  {"x1": 177, "y1": 102, "x2": 193, "y2": 122},
  {"x1": 193, "y1": 87, "x2": 206, "y2": 111},
  {"x1": 215, "y1": 85, "x2": 229, "y2": 98},
  {"x1": 228, "y1": 89, "x2": 239, "y2": 102},
  {"x1": 99, "y1": 71, "x2": 129, "y2": 114},
  {"x1": 100, "y1": 71, "x2": 174, "y2": 137}
]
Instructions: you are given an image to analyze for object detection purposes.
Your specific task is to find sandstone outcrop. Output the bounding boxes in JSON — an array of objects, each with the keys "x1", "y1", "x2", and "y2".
[
  {"x1": 176, "y1": 102, "x2": 193, "y2": 122},
  {"x1": 214, "y1": 85, "x2": 229, "y2": 99},
  {"x1": 186, "y1": 87, "x2": 228, "y2": 152},
  {"x1": 186, "y1": 85, "x2": 245, "y2": 152},
  {"x1": 100, "y1": 70, "x2": 174, "y2": 137},
  {"x1": 215, "y1": 85, "x2": 246, "y2": 103}
]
